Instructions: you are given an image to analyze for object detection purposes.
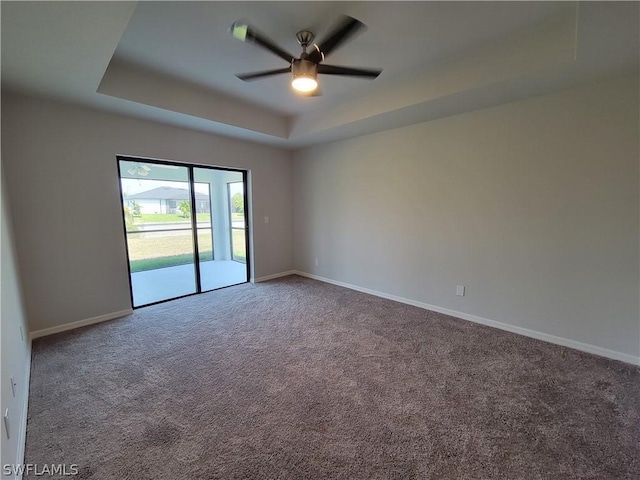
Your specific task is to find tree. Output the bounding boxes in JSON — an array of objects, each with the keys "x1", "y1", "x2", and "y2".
[
  {"x1": 178, "y1": 201, "x2": 191, "y2": 218},
  {"x1": 232, "y1": 193, "x2": 244, "y2": 213},
  {"x1": 123, "y1": 206, "x2": 138, "y2": 231},
  {"x1": 132, "y1": 202, "x2": 142, "y2": 217}
]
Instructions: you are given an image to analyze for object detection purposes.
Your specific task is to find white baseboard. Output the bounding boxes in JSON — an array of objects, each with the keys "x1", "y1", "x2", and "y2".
[
  {"x1": 29, "y1": 309, "x2": 133, "y2": 340},
  {"x1": 253, "y1": 270, "x2": 297, "y2": 283},
  {"x1": 294, "y1": 271, "x2": 640, "y2": 366}
]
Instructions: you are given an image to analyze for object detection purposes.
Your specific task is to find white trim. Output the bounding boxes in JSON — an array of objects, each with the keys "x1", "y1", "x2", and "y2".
[
  {"x1": 14, "y1": 339, "x2": 32, "y2": 480},
  {"x1": 253, "y1": 270, "x2": 296, "y2": 283},
  {"x1": 295, "y1": 271, "x2": 640, "y2": 366},
  {"x1": 29, "y1": 309, "x2": 133, "y2": 340}
]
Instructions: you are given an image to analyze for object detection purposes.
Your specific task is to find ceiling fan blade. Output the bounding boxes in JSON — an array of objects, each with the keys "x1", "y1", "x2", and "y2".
[
  {"x1": 310, "y1": 16, "x2": 366, "y2": 62},
  {"x1": 318, "y1": 64, "x2": 381, "y2": 78},
  {"x1": 236, "y1": 67, "x2": 292, "y2": 81},
  {"x1": 230, "y1": 21, "x2": 295, "y2": 63}
]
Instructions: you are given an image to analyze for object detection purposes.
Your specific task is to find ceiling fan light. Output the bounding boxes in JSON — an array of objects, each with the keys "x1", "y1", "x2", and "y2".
[
  {"x1": 291, "y1": 59, "x2": 318, "y2": 93},
  {"x1": 292, "y1": 76, "x2": 318, "y2": 92}
]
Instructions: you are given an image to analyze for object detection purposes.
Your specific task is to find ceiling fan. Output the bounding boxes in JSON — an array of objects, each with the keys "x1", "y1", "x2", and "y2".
[{"x1": 230, "y1": 15, "x2": 382, "y2": 94}]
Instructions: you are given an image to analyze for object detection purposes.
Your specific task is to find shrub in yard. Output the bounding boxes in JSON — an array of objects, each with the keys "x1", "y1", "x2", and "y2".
[
  {"x1": 124, "y1": 206, "x2": 138, "y2": 232},
  {"x1": 178, "y1": 201, "x2": 191, "y2": 218}
]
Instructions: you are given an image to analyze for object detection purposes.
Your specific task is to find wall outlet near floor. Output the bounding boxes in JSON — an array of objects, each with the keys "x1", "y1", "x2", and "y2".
[
  {"x1": 456, "y1": 285, "x2": 465, "y2": 297},
  {"x1": 314, "y1": 258, "x2": 319, "y2": 266},
  {"x1": 10, "y1": 377, "x2": 16, "y2": 397},
  {"x1": 264, "y1": 216, "x2": 269, "y2": 224}
]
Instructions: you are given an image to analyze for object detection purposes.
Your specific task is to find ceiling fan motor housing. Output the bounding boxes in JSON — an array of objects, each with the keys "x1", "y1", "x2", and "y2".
[{"x1": 292, "y1": 59, "x2": 317, "y2": 77}]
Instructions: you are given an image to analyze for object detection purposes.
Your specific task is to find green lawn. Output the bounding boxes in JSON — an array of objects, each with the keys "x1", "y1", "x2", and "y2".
[
  {"x1": 132, "y1": 213, "x2": 210, "y2": 224},
  {"x1": 127, "y1": 230, "x2": 246, "y2": 272},
  {"x1": 232, "y1": 229, "x2": 246, "y2": 263},
  {"x1": 127, "y1": 232, "x2": 212, "y2": 272},
  {"x1": 129, "y1": 252, "x2": 213, "y2": 273}
]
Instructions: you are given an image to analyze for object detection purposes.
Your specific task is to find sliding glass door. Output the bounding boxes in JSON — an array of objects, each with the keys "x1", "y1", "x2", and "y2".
[
  {"x1": 193, "y1": 167, "x2": 248, "y2": 292},
  {"x1": 118, "y1": 158, "x2": 249, "y2": 307}
]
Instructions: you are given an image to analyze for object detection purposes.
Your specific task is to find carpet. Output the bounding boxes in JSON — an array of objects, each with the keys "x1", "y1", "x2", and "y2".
[{"x1": 24, "y1": 275, "x2": 639, "y2": 479}]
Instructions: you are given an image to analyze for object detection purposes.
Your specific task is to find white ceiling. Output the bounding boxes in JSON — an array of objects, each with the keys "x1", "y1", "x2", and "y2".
[{"x1": 2, "y1": 1, "x2": 638, "y2": 149}]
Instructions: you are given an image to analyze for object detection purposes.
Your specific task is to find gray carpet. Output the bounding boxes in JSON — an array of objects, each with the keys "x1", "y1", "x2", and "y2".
[{"x1": 25, "y1": 275, "x2": 639, "y2": 479}]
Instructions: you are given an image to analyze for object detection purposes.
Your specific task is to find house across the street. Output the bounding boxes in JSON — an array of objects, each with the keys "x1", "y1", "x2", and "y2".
[{"x1": 125, "y1": 186, "x2": 210, "y2": 214}]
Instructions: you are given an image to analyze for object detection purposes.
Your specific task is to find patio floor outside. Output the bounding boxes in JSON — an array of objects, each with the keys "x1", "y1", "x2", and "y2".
[{"x1": 131, "y1": 259, "x2": 247, "y2": 306}]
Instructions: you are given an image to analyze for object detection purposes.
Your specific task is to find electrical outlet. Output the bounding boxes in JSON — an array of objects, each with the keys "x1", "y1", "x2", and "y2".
[
  {"x1": 314, "y1": 258, "x2": 319, "y2": 266},
  {"x1": 10, "y1": 377, "x2": 16, "y2": 397},
  {"x1": 264, "y1": 216, "x2": 269, "y2": 224},
  {"x1": 456, "y1": 285, "x2": 465, "y2": 297},
  {"x1": 19, "y1": 326, "x2": 24, "y2": 341}
]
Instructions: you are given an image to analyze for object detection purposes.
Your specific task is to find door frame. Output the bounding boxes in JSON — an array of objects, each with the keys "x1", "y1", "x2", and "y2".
[{"x1": 116, "y1": 155, "x2": 251, "y2": 308}]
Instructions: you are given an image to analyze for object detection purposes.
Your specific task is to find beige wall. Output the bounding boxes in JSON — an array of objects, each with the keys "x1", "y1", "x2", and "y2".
[
  {"x1": 1, "y1": 93, "x2": 293, "y2": 331},
  {"x1": 293, "y1": 75, "x2": 640, "y2": 361},
  {"x1": 1, "y1": 169, "x2": 31, "y2": 472}
]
